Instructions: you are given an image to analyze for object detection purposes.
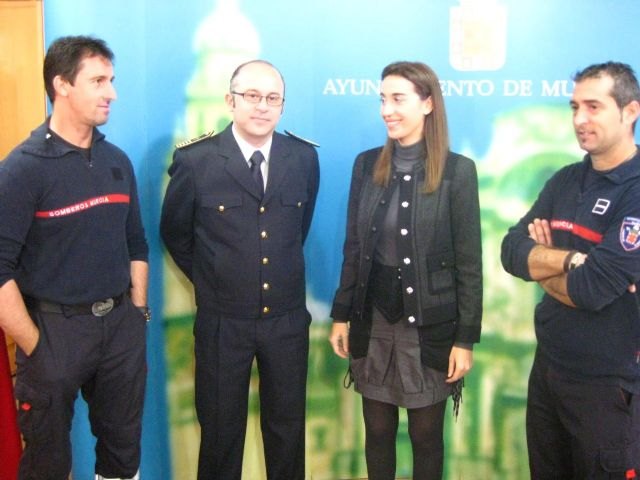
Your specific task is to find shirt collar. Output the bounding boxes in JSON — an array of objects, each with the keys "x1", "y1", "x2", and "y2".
[
  {"x1": 584, "y1": 146, "x2": 640, "y2": 184},
  {"x1": 231, "y1": 124, "x2": 272, "y2": 165}
]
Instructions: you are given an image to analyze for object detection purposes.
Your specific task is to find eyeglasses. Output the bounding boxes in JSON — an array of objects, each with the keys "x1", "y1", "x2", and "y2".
[{"x1": 231, "y1": 91, "x2": 284, "y2": 106}]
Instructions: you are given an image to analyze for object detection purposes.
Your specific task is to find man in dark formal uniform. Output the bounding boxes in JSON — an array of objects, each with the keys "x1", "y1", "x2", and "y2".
[{"x1": 160, "y1": 60, "x2": 319, "y2": 480}]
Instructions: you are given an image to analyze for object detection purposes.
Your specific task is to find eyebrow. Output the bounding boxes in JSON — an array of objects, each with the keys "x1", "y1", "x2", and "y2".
[
  {"x1": 569, "y1": 98, "x2": 603, "y2": 106},
  {"x1": 243, "y1": 89, "x2": 282, "y2": 95},
  {"x1": 90, "y1": 74, "x2": 114, "y2": 81}
]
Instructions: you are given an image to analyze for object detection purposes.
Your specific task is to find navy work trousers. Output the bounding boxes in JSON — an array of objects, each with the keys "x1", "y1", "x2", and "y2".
[
  {"x1": 15, "y1": 297, "x2": 147, "y2": 480},
  {"x1": 527, "y1": 348, "x2": 640, "y2": 479}
]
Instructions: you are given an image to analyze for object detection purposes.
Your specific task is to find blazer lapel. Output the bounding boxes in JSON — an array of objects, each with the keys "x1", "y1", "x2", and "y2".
[
  {"x1": 263, "y1": 133, "x2": 292, "y2": 204},
  {"x1": 219, "y1": 126, "x2": 263, "y2": 200}
]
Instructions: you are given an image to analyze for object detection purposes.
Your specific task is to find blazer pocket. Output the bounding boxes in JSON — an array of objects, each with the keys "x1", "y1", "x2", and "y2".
[
  {"x1": 418, "y1": 320, "x2": 456, "y2": 372},
  {"x1": 426, "y1": 251, "x2": 456, "y2": 295},
  {"x1": 200, "y1": 193, "x2": 243, "y2": 212},
  {"x1": 349, "y1": 330, "x2": 370, "y2": 359}
]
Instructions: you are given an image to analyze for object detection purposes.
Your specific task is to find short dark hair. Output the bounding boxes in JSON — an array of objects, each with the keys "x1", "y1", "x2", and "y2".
[
  {"x1": 573, "y1": 61, "x2": 640, "y2": 110},
  {"x1": 43, "y1": 35, "x2": 114, "y2": 103}
]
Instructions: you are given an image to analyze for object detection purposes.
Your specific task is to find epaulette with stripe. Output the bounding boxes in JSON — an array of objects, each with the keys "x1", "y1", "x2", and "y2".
[
  {"x1": 284, "y1": 130, "x2": 320, "y2": 147},
  {"x1": 175, "y1": 130, "x2": 215, "y2": 149}
]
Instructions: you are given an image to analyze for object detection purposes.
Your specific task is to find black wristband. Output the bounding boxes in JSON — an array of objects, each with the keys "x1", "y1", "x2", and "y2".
[{"x1": 563, "y1": 250, "x2": 578, "y2": 273}]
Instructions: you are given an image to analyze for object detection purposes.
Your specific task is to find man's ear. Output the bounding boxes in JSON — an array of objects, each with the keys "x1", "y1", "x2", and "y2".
[
  {"x1": 52, "y1": 75, "x2": 69, "y2": 98},
  {"x1": 623, "y1": 99, "x2": 640, "y2": 128},
  {"x1": 225, "y1": 93, "x2": 235, "y2": 111}
]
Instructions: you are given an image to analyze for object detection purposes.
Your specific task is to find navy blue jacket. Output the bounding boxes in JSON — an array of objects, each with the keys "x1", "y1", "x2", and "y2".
[
  {"x1": 160, "y1": 125, "x2": 319, "y2": 318},
  {"x1": 0, "y1": 121, "x2": 148, "y2": 304},
  {"x1": 501, "y1": 151, "x2": 640, "y2": 389}
]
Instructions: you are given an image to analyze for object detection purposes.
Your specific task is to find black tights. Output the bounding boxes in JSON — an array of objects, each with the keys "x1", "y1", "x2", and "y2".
[{"x1": 362, "y1": 397, "x2": 447, "y2": 480}]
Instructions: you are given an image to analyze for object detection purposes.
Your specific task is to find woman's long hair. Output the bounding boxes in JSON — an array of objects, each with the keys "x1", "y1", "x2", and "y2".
[{"x1": 373, "y1": 61, "x2": 450, "y2": 193}]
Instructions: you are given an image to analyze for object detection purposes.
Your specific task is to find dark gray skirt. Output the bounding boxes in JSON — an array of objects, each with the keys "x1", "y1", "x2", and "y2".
[{"x1": 350, "y1": 306, "x2": 453, "y2": 409}]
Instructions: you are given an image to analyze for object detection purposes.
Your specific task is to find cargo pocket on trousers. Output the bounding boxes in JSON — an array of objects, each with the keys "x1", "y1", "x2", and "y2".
[
  {"x1": 599, "y1": 439, "x2": 640, "y2": 474},
  {"x1": 15, "y1": 382, "x2": 52, "y2": 443}
]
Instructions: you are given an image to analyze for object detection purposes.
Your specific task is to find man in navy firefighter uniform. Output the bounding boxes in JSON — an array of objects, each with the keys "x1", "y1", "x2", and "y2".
[
  {"x1": 501, "y1": 62, "x2": 640, "y2": 478},
  {"x1": 160, "y1": 60, "x2": 319, "y2": 480},
  {"x1": 0, "y1": 36, "x2": 149, "y2": 480}
]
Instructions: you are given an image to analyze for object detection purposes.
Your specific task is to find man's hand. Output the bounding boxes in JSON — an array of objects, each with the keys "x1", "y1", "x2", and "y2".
[
  {"x1": 0, "y1": 280, "x2": 40, "y2": 356},
  {"x1": 527, "y1": 218, "x2": 579, "y2": 281},
  {"x1": 528, "y1": 218, "x2": 553, "y2": 246}
]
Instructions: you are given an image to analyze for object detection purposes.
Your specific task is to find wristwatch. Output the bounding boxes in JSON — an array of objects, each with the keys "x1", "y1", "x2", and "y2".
[
  {"x1": 563, "y1": 251, "x2": 587, "y2": 272},
  {"x1": 137, "y1": 306, "x2": 151, "y2": 322}
]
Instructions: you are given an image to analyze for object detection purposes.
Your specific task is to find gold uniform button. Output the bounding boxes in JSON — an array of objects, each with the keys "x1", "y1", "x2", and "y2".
[
  {"x1": 218, "y1": 205, "x2": 225, "y2": 212},
  {"x1": 259, "y1": 206, "x2": 266, "y2": 213},
  {"x1": 261, "y1": 231, "x2": 268, "y2": 239},
  {"x1": 263, "y1": 283, "x2": 270, "y2": 291},
  {"x1": 263, "y1": 306, "x2": 270, "y2": 314},
  {"x1": 262, "y1": 257, "x2": 269, "y2": 265}
]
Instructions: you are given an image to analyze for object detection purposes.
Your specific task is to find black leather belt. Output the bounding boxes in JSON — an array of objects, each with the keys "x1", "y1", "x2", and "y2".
[{"x1": 24, "y1": 292, "x2": 126, "y2": 317}]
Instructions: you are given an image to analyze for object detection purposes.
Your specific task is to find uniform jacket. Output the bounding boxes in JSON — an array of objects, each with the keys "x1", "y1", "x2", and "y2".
[
  {"x1": 160, "y1": 124, "x2": 320, "y2": 318},
  {"x1": 331, "y1": 147, "x2": 482, "y2": 370},
  {"x1": 501, "y1": 152, "x2": 640, "y2": 388},
  {"x1": 0, "y1": 121, "x2": 148, "y2": 304}
]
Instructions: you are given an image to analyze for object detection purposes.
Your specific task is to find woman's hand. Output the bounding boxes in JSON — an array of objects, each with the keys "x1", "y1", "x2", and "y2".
[
  {"x1": 329, "y1": 322, "x2": 350, "y2": 358},
  {"x1": 446, "y1": 346, "x2": 473, "y2": 383}
]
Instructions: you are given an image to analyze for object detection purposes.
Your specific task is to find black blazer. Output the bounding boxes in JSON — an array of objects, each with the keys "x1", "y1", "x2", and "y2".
[
  {"x1": 331, "y1": 147, "x2": 482, "y2": 369},
  {"x1": 161, "y1": 124, "x2": 320, "y2": 318}
]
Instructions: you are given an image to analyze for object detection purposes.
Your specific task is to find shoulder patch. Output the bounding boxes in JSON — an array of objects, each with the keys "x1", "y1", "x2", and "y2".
[
  {"x1": 175, "y1": 130, "x2": 215, "y2": 149},
  {"x1": 285, "y1": 130, "x2": 320, "y2": 147},
  {"x1": 620, "y1": 216, "x2": 640, "y2": 251}
]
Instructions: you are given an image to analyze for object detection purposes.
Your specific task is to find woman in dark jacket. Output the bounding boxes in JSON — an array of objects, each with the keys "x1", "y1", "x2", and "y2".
[{"x1": 329, "y1": 61, "x2": 483, "y2": 480}]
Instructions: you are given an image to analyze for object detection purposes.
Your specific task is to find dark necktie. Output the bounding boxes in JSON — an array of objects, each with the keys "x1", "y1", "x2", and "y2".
[{"x1": 249, "y1": 150, "x2": 265, "y2": 194}]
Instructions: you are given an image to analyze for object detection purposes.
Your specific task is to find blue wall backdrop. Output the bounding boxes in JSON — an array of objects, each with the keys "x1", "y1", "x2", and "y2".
[{"x1": 42, "y1": 0, "x2": 639, "y2": 478}]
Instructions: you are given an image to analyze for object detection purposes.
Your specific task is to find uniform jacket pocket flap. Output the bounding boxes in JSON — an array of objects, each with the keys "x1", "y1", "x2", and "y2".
[
  {"x1": 201, "y1": 193, "x2": 243, "y2": 209},
  {"x1": 281, "y1": 189, "x2": 308, "y2": 206},
  {"x1": 426, "y1": 251, "x2": 457, "y2": 295}
]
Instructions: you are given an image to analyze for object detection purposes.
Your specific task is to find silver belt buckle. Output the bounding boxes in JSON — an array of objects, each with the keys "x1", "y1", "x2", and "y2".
[{"x1": 91, "y1": 298, "x2": 114, "y2": 317}]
